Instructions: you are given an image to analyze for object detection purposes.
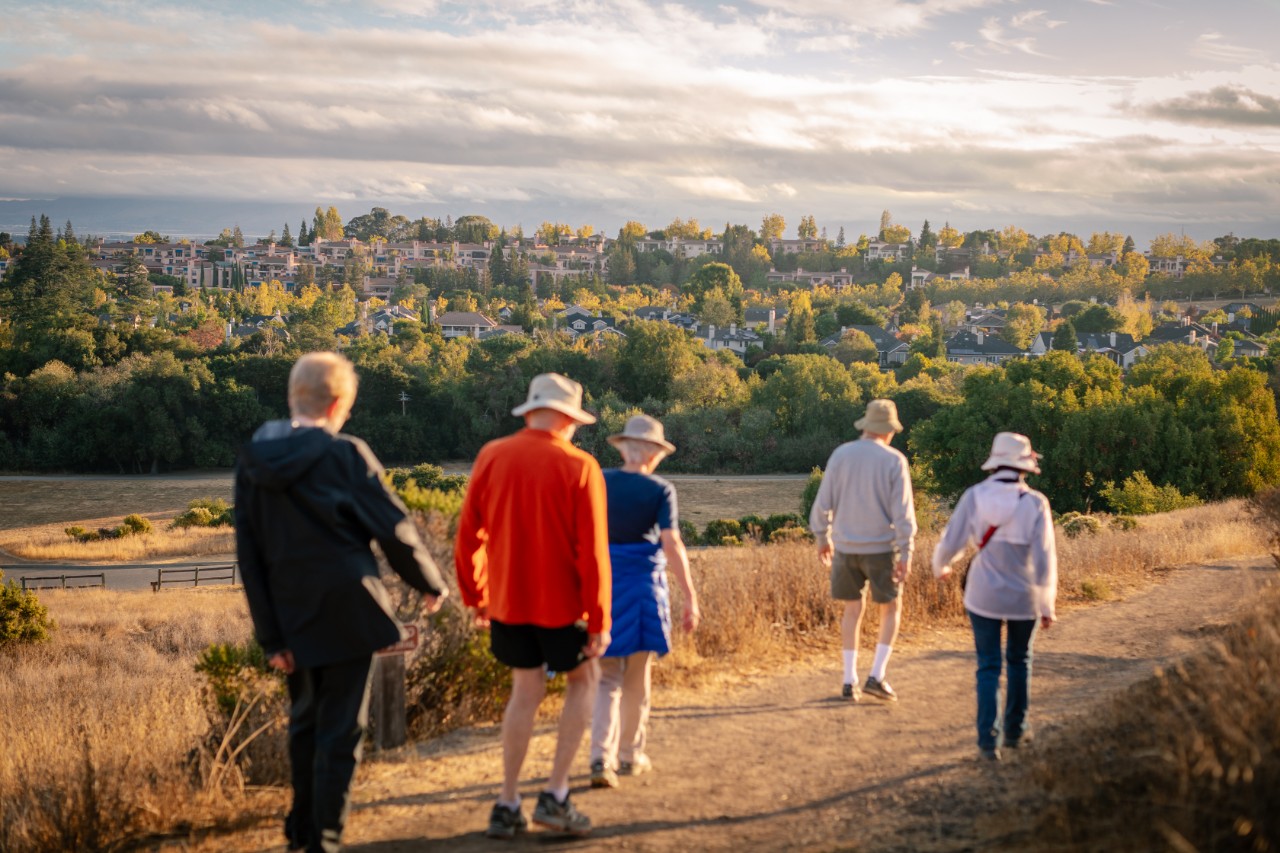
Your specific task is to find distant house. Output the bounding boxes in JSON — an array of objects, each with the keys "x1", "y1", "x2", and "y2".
[
  {"x1": 864, "y1": 240, "x2": 910, "y2": 262},
  {"x1": 1144, "y1": 319, "x2": 1217, "y2": 351},
  {"x1": 697, "y1": 322, "x2": 763, "y2": 357},
  {"x1": 820, "y1": 325, "x2": 910, "y2": 366},
  {"x1": 744, "y1": 306, "x2": 786, "y2": 334},
  {"x1": 435, "y1": 311, "x2": 497, "y2": 339},
  {"x1": 1028, "y1": 330, "x2": 1147, "y2": 368},
  {"x1": 945, "y1": 330, "x2": 1024, "y2": 365}
]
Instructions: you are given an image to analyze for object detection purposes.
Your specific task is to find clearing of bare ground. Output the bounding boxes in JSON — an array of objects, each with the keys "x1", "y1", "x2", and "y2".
[{"x1": 179, "y1": 556, "x2": 1278, "y2": 853}]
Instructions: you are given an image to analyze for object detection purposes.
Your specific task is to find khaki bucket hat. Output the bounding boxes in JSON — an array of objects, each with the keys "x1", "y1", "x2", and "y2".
[
  {"x1": 854, "y1": 398, "x2": 903, "y2": 434},
  {"x1": 981, "y1": 431, "x2": 1042, "y2": 474},
  {"x1": 607, "y1": 414, "x2": 676, "y2": 454},
  {"x1": 511, "y1": 373, "x2": 597, "y2": 425}
]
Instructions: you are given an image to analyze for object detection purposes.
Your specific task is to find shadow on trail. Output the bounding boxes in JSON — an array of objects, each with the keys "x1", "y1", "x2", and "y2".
[{"x1": 347, "y1": 763, "x2": 966, "y2": 851}]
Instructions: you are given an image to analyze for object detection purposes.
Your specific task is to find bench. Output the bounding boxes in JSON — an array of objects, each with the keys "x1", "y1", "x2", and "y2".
[
  {"x1": 151, "y1": 564, "x2": 239, "y2": 592},
  {"x1": 21, "y1": 573, "x2": 107, "y2": 591}
]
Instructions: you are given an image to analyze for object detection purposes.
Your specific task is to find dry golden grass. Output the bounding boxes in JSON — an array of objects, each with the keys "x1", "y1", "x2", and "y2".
[
  {"x1": 1021, "y1": 585, "x2": 1280, "y2": 851},
  {"x1": 0, "y1": 520, "x2": 234, "y2": 563},
  {"x1": 0, "y1": 478, "x2": 233, "y2": 531},
  {"x1": 0, "y1": 588, "x2": 271, "y2": 853}
]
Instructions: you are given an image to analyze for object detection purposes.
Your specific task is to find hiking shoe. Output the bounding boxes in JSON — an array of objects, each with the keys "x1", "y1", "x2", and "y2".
[
  {"x1": 486, "y1": 802, "x2": 528, "y2": 839},
  {"x1": 618, "y1": 753, "x2": 652, "y2": 776},
  {"x1": 590, "y1": 759, "x2": 618, "y2": 789},
  {"x1": 1004, "y1": 733, "x2": 1032, "y2": 750},
  {"x1": 863, "y1": 676, "x2": 898, "y2": 703},
  {"x1": 841, "y1": 682, "x2": 862, "y2": 701},
  {"x1": 980, "y1": 747, "x2": 1002, "y2": 762},
  {"x1": 532, "y1": 791, "x2": 592, "y2": 836}
]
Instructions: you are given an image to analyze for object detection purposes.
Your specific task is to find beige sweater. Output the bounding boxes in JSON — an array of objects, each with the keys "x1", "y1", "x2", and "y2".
[{"x1": 809, "y1": 438, "x2": 917, "y2": 563}]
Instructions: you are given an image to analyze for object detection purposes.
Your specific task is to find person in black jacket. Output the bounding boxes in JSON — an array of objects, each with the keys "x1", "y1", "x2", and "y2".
[{"x1": 235, "y1": 352, "x2": 447, "y2": 853}]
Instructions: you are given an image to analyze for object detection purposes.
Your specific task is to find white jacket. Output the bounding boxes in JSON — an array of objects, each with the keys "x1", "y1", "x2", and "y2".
[{"x1": 932, "y1": 475, "x2": 1057, "y2": 621}]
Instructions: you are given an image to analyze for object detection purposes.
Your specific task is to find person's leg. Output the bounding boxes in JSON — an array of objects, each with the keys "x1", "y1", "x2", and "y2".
[
  {"x1": 284, "y1": 667, "x2": 319, "y2": 852},
  {"x1": 968, "y1": 611, "x2": 1003, "y2": 754},
  {"x1": 841, "y1": 597, "x2": 864, "y2": 682},
  {"x1": 591, "y1": 657, "x2": 625, "y2": 766},
  {"x1": 1003, "y1": 619, "x2": 1039, "y2": 746},
  {"x1": 617, "y1": 651, "x2": 654, "y2": 765},
  {"x1": 870, "y1": 597, "x2": 902, "y2": 680},
  {"x1": 309, "y1": 656, "x2": 374, "y2": 853},
  {"x1": 500, "y1": 668, "x2": 547, "y2": 805},
  {"x1": 545, "y1": 657, "x2": 599, "y2": 798}
]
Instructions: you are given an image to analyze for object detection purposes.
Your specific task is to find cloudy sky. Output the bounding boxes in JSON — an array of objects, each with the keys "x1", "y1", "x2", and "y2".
[{"x1": 1, "y1": 0, "x2": 1279, "y2": 242}]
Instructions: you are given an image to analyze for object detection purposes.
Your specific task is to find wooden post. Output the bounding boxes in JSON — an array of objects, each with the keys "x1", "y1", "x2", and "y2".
[{"x1": 370, "y1": 654, "x2": 407, "y2": 751}]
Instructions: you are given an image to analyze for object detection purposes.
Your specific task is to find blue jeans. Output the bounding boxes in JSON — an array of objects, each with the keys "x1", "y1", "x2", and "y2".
[{"x1": 967, "y1": 611, "x2": 1038, "y2": 751}]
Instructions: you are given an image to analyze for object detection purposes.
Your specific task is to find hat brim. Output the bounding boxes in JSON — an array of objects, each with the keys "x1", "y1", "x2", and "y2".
[
  {"x1": 854, "y1": 415, "x2": 904, "y2": 433},
  {"x1": 607, "y1": 433, "x2": 676, "y2": 454},
  {"x1": 511, "y1": 399, "x2": 597, "y2": 425},
  {"x1": 981, "y1": 454, "x2": 1041, "y2": 474}
]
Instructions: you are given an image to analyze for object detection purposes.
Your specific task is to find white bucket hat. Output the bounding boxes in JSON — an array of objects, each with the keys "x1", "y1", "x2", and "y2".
[
  {"x1": 981, "y1": 431, "x2": 1042, "y2": 474},
  {"x1": 511, "y1": 373, "x2": 597, "y2": 425},
  {"x1": 854, "y1": 398, "x2": 903, "y2": 434},
  {"x1": 607, "y1": 414, "x2": 676, "y2": 454}
]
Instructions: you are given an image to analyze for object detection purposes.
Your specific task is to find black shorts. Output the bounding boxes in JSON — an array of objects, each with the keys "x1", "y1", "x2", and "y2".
[{"x1": 490, "y1": 620, "x2": 589, "y2": 673}]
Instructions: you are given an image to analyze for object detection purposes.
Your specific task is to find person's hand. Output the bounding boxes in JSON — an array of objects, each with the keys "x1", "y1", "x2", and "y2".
[
  {"x1": 422, "y1": 587, "x2": 448, "y2": 615},
  {"x1": 584, "y1": 631, "x2": 611, "y2": 658},
  {"x1": 816, "y1": 540, "x2": 833, "y2": 569},
  {"x1": 1040, "y1": 615, "x2": 1055, "y2": 630},
  {"x1": 470, "y1": 605, "x2": 490, "y2": 629},
  {"x1": 267, "y1": 650, "x2": 296, "y2": 675},
  {"x1": 936, "y1": 564, "x2": 952, "y2": 583},
  {"x1": 892, "y1": 558, "x2": 911, "y2": 585},
  {"x1": 682, "y1": 600, "x2": 701, "y2": 633}
]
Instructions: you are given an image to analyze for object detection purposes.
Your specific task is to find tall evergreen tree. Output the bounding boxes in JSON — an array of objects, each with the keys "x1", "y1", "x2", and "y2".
[{"x1": 280, "y1": 223, "x2": 294, "y2": 248}]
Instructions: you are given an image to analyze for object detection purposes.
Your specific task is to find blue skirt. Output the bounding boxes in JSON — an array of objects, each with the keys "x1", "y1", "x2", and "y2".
[{"x1": 604, "y1": 541, "x2": 671, "y2": 658}]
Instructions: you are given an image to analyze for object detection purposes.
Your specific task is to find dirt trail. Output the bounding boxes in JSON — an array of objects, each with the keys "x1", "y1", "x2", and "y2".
[{"x1": 214, "y1": 557, "x2": 1276, "y2": 853}]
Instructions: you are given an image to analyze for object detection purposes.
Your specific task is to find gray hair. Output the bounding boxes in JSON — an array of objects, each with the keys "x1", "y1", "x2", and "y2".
[{"x1": 615, "y1": 438, "x2": 668, "y2": 467}]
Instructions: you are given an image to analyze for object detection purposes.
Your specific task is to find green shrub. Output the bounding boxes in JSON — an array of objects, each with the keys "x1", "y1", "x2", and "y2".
[
  {"x1": 407, "y1": 606, "x2": 513, "y2": 738},
  {"x1": 1099, "y1": 471, "x2": 1202, "y2": 516},
  {"x1": 171, "y1": 498, "x2": 233, "y2": 529},
  {"x1": 119, "y1": 514, "x2": 153, "y2": 536},
  {"x1": 194, "y1": 638, "x2": 288, "y2": 786},
  {"x1": 764, "y1": 512, "x2": 806, "y2": 537},
  {"x1": 800, "y1": 466, "x2": 823, "y2": 520},
  {"x1": 768, "y1": 526, "x2": 813, "y2": 544},
  {"x1": 63, "y1": 525, "x2": 97, "y2": 542},
  {"x1": 395, "y1": 481, "x2": 465, "y2": 519},
  {"x1": 1059, "y1": 512, "x2": 1102, "y2": 538},
  {"x1": 1079, "y1": 579, "x2": 1113, "y2": 600},
  {"x1": 386, "y1": 463, "x2": 469, "y2": 495},
  {"x1": 703, "y1": 519, "x2": 743, "y2": 544},
  {"x1": 195, "y1": 639, "x2": 276, "y2": 715},
  {"x1": 0, "y1": 570, "x2": 55, "y2": 647},
  {"x1": 1110, "y1": 515, "x2": 1139, "y2": 532},
  {"x1": 172, "y1": 506, "x2": 215, "y2": 529},
  {"x1": 678, "y1": 520, "x2": 700, "y2": 546},
  {"x1": 738, "y1": 514, "x2": 768, "y2": 543}
]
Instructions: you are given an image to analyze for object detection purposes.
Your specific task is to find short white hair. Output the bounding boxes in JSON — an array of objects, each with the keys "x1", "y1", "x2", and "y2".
[{"x1": 615, "y1": 438, "x2": 668, "y2": 467}]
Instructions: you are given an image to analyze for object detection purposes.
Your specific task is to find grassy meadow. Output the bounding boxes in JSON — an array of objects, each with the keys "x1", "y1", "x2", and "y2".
[{"x1": 0, "y1": 493, "x2": 1271, "y2": 851}]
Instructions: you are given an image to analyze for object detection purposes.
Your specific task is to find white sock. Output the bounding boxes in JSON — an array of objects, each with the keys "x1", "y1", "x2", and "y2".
[
  {"x1": 842, "y1": 649, "x2": 858, "y2": 685},
  {"x1": 870, "y1": 643, "x2": 893, "y2": 681},
  {"x1": 545, "y1": 784, "x2": 569, "y2": 803},
  {"x1": 500, "y1": 797, "x2": 521, "y2": 811}
]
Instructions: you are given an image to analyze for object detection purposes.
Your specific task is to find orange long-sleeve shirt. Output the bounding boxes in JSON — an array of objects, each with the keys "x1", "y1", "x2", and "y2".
[{"x1": 455, "y1": 428, "x2": 612, "y2": 634}]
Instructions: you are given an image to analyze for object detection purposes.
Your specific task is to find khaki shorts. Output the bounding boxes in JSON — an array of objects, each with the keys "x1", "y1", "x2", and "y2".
[{"x1": 831, "y1": 551, "x2": 898, "y2": 604}]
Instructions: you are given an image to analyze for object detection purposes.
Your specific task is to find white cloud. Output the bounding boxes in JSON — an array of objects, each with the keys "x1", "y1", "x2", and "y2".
[
  {"x1": 1192, "y1": 32, "x2": 1269, "y2": 65},
  {"x1": 667, "y1": 176, "x2": 759, "y2": 202}
]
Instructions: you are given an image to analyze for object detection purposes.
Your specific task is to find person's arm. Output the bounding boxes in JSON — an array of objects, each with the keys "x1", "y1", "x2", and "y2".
[
  {"x1": 577, "y1": 461, "x2": 612, "y2": 655},
  {"x1": 809, "y1": 455, "x2": 839, "y2": 567},
  {"x1": 453, "y1": 454, "x2": 490, "y2": 624},
  {"x1": 891, "y1": 455, "x2": 919, "y2": 583},
  {"x1": 931, "y1": 488, "x2": 976, "y2": 579},
  {"x1": 233, "y1": 457, "x2": 288, "y2": 667},
  {"x1": 660, "y1": 528, "x2": 699, "y2": 632},
  {"x1": 347, "y1": 440, "x2": 448, "y2": 604},
  {"x1": 1032, "y1": 497, "x2": 1058, "y2": 627}
]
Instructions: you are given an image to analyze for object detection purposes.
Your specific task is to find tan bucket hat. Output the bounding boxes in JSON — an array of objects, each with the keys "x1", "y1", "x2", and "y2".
[
  {"x1": 511, "y1": 373, "x2": 596, "y2": 425},
  {"x1": 607, "y1": 414, "x2": 676, "y2": 454},
  {"x1": 981, "y1": 431, "x2": 1042, "y2": 474},
  {"x1": 854, "y1": 398, "x2": 903, "y2": 434}
]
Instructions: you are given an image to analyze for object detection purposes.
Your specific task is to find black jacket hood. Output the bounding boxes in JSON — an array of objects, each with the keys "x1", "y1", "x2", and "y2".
[{"x1": 239, "y1": 421, "x2": 335, "y2": 491}]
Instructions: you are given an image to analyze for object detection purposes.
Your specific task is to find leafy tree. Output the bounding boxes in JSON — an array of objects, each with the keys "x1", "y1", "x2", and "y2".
[
  {"x1": 1072, "y1": 304, "x2": 1125, "y2": 333},
  {"x1": 750, "y1": 354, "x2": 861, "y2": 437},
  {"x1": 784, "y1": 292, "x2": 817, "y2": 346},
  {"x1": 1001, "y1": 303, "x2": 1046, "y2": 350},
  {"x1": 683, "y1": 263, "x2": 744, "y2": 319},
  {"x1": 760, "y1": 214, "x2": 786, "y2": 242},
  {"x1": 831, "y1": 329, "x2": 878, "y2": 366},
  {"x1": 937, "y1": 222, "x2": 963, "y2": 248},
  {"x1": 797, "y1": 215, "x2": 818, "y2": 240},
  {"x1": 615, "y1": 320, "x2": 701, "y2": 402},
  {"x1": 1052, "y1": 320, "x2": 1078, "y2": 352}
]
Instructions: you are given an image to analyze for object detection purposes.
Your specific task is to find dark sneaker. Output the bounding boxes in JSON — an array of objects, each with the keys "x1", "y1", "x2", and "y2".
[
  {"x1": 841, "y1": 682, "x2": 862, "y2": 701},
  {"x1": 1004, "y1": 733, "x2": 1032, "y2": 749},
  {"x1": 618, "y1": 753, "x2": 652, "y2": 776},
  {"x1": 863, "y1": 676, "x2": 898, "y2": 702},
  {"x1": 980, "y1": 747, "x2": 1002, "y2": 762},
  {"x1": 590, "y1": 759, "x2": 618, "y2": 789},
  {"x1": 486, "y1": 802, "x2": 527, "y2": 840},
  {"x1": 533, "y1": 791, "x2": 591, "y2": 836}
]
